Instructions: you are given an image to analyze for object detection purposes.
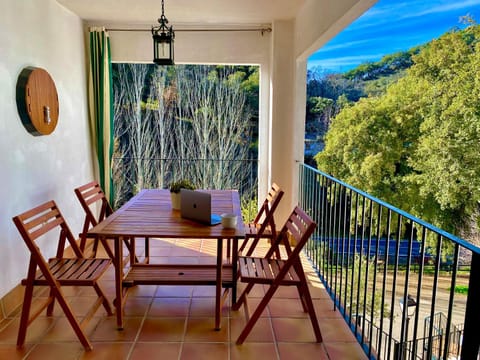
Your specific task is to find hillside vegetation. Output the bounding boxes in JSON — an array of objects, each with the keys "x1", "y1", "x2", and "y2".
[
  {"x1": 311, "y1": 22, "x2": 480, "y2": 244},
  {"x1": 305, "y1": 47, "x2": 419, "y2": 162}
]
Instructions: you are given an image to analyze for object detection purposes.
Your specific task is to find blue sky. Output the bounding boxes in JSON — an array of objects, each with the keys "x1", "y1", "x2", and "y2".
[{"x1": 307, "y1": 0, "x2": 480, "y2": 73}]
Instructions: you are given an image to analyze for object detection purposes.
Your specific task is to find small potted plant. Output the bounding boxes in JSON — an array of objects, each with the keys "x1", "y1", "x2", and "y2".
[{"x1": 169, "y1": 179, "x2": 195, "y2": 210}]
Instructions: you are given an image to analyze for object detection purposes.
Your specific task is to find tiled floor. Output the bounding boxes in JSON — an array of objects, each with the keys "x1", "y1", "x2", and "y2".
[{"x1": 0, "y1": 239, "x2": 368, "y2": 359}]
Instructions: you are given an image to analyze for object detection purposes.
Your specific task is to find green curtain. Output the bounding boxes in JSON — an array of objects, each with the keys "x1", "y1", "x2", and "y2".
[{"x1": 88, "y1": 27, "x2": 114, "y2": 204}]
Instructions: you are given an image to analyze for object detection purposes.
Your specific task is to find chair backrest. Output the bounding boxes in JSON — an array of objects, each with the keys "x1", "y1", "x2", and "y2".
[
  {"x1": 252, "y1": 182, "x2": 284, "y2": 228},
  {"x1": 250, "y1": 183, "x2": 283, "y2": 242},
  {"x1": 242, "y1": 183, "x2": 284, "y2": 256},
  {"x1": 265, "y1": 205, "x2": 316, "y2": 262},
  {"x1": 12, "y1": 200, "x2": 84, "y2": 266},
  {"x1": 74, "y1": 181, "x2": 113, "y2": 236}
]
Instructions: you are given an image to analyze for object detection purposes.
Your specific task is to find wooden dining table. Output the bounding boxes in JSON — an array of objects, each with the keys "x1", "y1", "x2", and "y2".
[{"x1": 87, "y1": 189, "x2": 245, "y2": 330}]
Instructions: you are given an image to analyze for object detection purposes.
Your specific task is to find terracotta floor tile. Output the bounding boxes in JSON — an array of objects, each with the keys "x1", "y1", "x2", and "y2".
[
  {"x1": 198, "y1": 243, "x2": 218, "y2": 256},
  {"x1": 130, "y1": 342, "x2": 181, "y2": 360},
  {"x1": 271, "y1": 286, "x2": 301, "y2": 299},
  {"x1": 230, "y1": 297, "x2": 270, "y2": 319},
  {"x1": 155, "y1": 285, "x2": 193, "y2": 298},
  {"x1": 90, "y1": 317, "x2": 143, "y2": 342},
  {"x1": 170, "y1": 247, "x2": 204, "y2": 257},
  {"x1": 39, "y1": 316, "x2": 102, "y2": 343},
  {"x1": 320, "y1": 318, "x2": 360, "y2": 342},
  {"x1": 230, "y1": 317, "x2": 275, "y2": 343},
  {"x1": 64, "y1": 296, "x2": 114, "y2": 318},
  {"x1": 127, "y1": 284, "x2": 159, "y2": 298},
  {"x1": 313, "y1": 299, "x2": 343, "y2": 319},
  {"x1": 122, "y1": 297, "x2": 152, "y2": 317},
  {"x1": 180, "y1": 342, "x2": 229, "y2": 360},
  {"x1": 189, "y1": 297, "x2": 229, "y2": 318},
  {"x1": 0, "y1": 317, "x2": 55, "y2": 344},
  {"x1": 236, "y1": 283, "x2": 265, "y2": 298},
  {"x1": 149, "y1": 238, "x2": 175, "y2": 247},
  {"x1": 323, "y1": 341, "x2": 369, "y2": 360},
  {"x1": 96, "y1": 280, "x2": 117, "y2": 297},
  {"x1": 175, "y1": 239, "x2": 202, "y2": 250},
  {"x1": 268, "y1": 298, "x2": 309, "y2": 318},
  {"x1": 277, "y1": 342, "x2": 329, "y2": 360},
  {"x1": 231, "y1": 342, "x2": 279, "y2": 360},
  {"x1": 184, "y1": 318, "x2": 229, "y2": 342},
  {"x1": 145, "y1": 256, "x2": 170, "y2": 264},
  {"x1": 0, "y1": 343, "x2": 32, "y2": 360},
  {"x1": 308, "y1": 282, "x2": 331, "y2": 299},
  {"x1": 138, "y1": 318, "x2": 186, "y2": 342},
  {"x1": 271, "y1": 318, "x2": 320, "y2": 343},
  {"x1": 79, "y1": 342, "x2": 133, "y2": 359},
  {"x1": 25, "y1": 343, "x2": 83, "y2": 360},
  {"x1": 197, "y1": 257, "x2": 217, "y2": 265},
  {"x1": 148, "y1": 297, "x2": 191, "y2": 317},
  {"x1": 191, "y1": 285, "x2": 217, "y2": 298}
]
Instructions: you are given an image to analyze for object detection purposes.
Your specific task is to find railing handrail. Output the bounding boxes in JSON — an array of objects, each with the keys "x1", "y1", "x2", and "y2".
[{"x1": 302, "y1": 163, "x2": 480, "y2": 255}]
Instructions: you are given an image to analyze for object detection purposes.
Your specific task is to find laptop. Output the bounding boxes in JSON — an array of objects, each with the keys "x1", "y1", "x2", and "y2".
[{"x1": 180, "y1": 189, "x2": 222, "y2": 225}]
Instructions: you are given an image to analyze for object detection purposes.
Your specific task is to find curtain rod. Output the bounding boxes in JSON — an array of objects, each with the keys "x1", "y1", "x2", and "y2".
[{"x1": 106, "y1": 27, "x2": 272, "y2": 35}]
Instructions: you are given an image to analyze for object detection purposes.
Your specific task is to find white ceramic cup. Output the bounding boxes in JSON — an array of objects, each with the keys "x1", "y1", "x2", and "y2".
[{"x1": 221, "y1": 213, "x2": 237, "y2": 229}]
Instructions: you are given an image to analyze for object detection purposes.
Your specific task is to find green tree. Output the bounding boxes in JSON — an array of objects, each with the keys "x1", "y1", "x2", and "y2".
[
  {"x1": 315, "y1": 24, "x2": 480, "y2": 236},
  {"x1": 406, "y1": 24, "x2": 480, "y2": 230}
]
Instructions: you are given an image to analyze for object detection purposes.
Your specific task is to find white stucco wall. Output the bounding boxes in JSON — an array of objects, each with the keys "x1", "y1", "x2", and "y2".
[{"x1": 0, "y1": 0, "x2": 94, "y2": 298}]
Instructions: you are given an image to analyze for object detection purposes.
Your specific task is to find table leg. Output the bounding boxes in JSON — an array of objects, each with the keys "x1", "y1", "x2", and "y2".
[
  {"x1": 232, "y1": 238, "x2": 238, "y2": 304},
  {"x1": 114, "y1": 236, "x2": 124, "y2": 329},
  {"x1": 215, "y1": 238, "x2": 223, "y2": 330}
]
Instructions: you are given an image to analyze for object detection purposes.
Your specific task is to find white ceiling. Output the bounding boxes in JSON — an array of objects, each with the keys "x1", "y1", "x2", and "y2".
[{"x1": 56, "y1": 0, "x2": 306, "y2": 26}]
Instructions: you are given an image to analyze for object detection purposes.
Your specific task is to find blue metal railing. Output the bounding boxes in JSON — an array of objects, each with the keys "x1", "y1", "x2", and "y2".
[{"x1": 299, "y1": 163, "x2": 480, "y2": 360}]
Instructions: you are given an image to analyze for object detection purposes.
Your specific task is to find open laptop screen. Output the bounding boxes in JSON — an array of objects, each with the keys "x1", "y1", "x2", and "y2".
[{"x1": 180, "y1": 189, "x2": 221, "y2": 225}]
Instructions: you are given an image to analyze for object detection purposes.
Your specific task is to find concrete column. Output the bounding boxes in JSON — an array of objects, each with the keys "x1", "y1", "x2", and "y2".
[{"x1": 270, "y1": 20, "x2": 296, "y2": 224}]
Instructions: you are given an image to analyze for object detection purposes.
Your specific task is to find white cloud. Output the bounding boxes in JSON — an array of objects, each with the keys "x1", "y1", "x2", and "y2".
[{"x1": 307, "y1": 54, "x2": 385, "y2": 71}]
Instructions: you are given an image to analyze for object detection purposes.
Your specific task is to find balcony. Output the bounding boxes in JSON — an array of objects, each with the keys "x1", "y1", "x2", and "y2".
[{"x1": 2, "y1": 161, "x2": 479, "y2": 359}]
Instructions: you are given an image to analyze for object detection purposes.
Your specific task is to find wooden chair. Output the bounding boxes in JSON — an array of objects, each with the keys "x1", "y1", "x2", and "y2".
[
  {"x1": 232, "y1": 205, "x2": 323, "y2": 345},
  {"x1": 239, "y1": 182, "x2": 284, "y2": 257},
  {"x1": 12, "y1": 200, "x2": 113, "y2": 351},
  {"x1": 74, "y1": 181, "x2": 149, "y2": 264}
]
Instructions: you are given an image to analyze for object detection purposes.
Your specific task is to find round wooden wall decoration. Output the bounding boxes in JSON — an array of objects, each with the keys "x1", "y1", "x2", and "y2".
[{"x1": 16, "y1": 67, "x2": 59, "y2": 136}]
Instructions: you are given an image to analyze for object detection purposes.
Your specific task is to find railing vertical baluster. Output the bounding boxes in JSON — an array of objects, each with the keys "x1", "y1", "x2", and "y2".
[
  {"x1": 361, "y1": 197, "x2": 369, "y2": 341},
  {"x1": 327, "y1": 179, "x2": 334, "y2": 297},
  {"x1": 390, "y1": 214, "x2": 402, "y2": 358},
  {"x1": 412, "y1": 226, "x2": 427, "y2": 360},
  {"x1": 370, "y1": 204, "x2": 381, "y2": 359},
  {"x1": 333, "y1": 182, "x2": 340, "y2": 302},
  {"x1": 321, "y1": 174, "x2": 329, "y2": 281},
  {"x1": 340, "y1": 187, "x2": 349, "y2": 316},
  {"x1": 345, "y1": 188, "x2": 353, "y2": 322},
  {"x1": 443, "y1": 243, "x2": 459, "y2": 359},
  {"x1": 355, "y1": 196, "x2": 366, "y2": 338},
  {"x1": 351, "y1": 192, "x2": 359, "y2": 330},
  {"x1": 461, "y1": 252, "x2": 480, "y2": 359},
  {"x1": 425, "y1": 234, "x2": 442, "y2": 359},
  {"x1": 380, "y1": 209, "x2": 391, "y2": 359}
]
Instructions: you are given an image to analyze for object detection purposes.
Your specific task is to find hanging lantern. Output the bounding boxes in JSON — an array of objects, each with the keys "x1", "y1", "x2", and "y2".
[{"x1": 152, "y1": 0, "x2": 174, "y2": 65}]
